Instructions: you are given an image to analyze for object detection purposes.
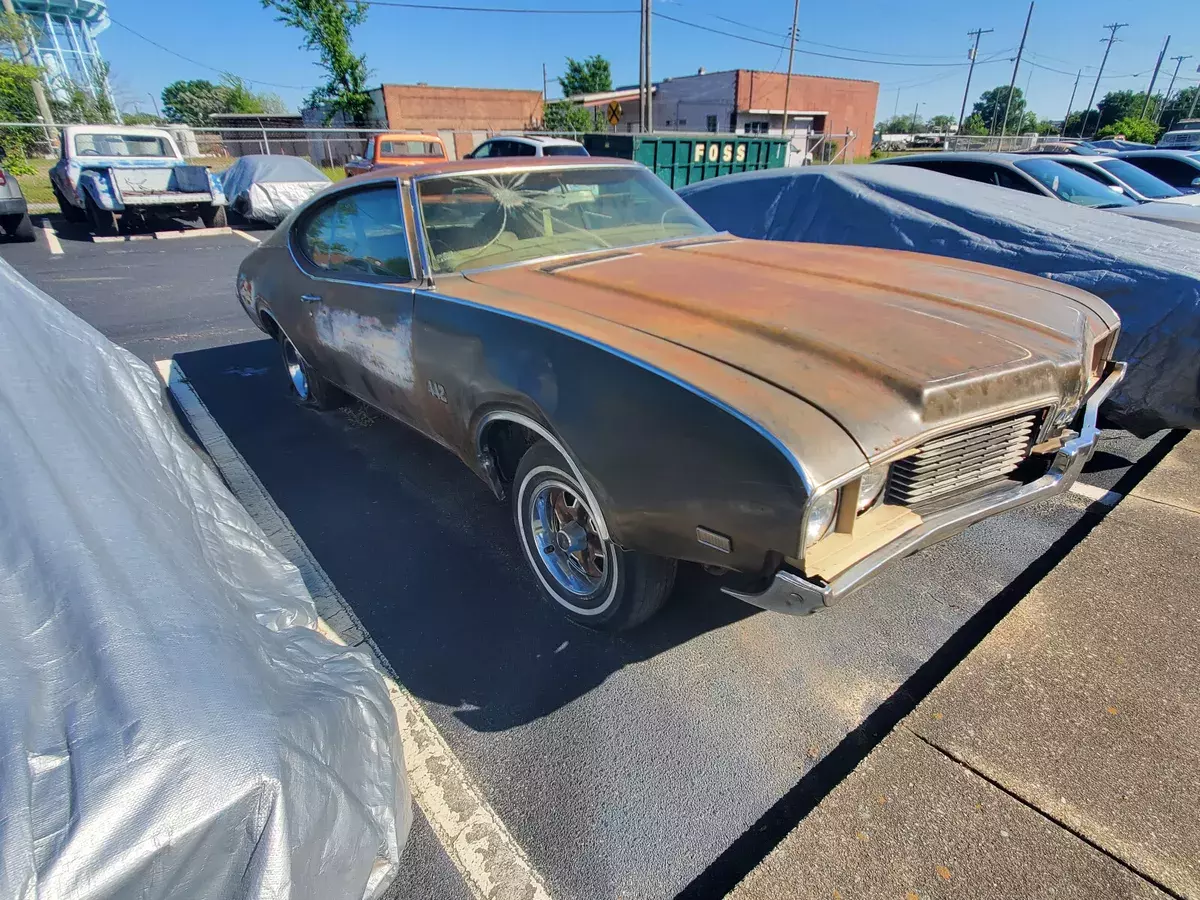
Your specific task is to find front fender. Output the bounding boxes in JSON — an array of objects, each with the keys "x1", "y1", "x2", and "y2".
[{"x1": 78, "y1": 170, "x2": 120, "y2": 211}]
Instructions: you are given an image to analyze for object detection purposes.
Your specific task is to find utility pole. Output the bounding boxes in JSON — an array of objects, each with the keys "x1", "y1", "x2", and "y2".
[
  {"x1": 911, "y1": 100, "x2": 922, "y2": 138},
  {"x1": 999, "y1": 1, "x2": 1033, "y2": 139},
  {"x1": 645, "y1": 0, "x2": 651, "y2": 130},
  {"x1": 781, "y1": 0, "x2": 800, "y2": 141},
  {"x1": 1140, "y1": 35, "x2": 1170, "y2": 119},
  {"x1": 1, "y1": 0, "x2": 55, "y2": 148},
  {"x1": 1081, "y1": 22, "x2": 1127, "y2": 136},
  {"x1": 957, "y1": 28, "x2": 993, "y2": 137},
  {"x1": 1060, "y1": 69, "x2": 1081, "y2": 136},
  {"x1": 1191, "y1": 67, "x2": 1200, "y2": 118},
  {"x1": 1158, "y1": 55, "x2": 1192, "y2": 124},
  {"x1": 638, "y1": 0, "x2": 646, "y2": 131},
  {"x1": 542, "y1": 63, "x2": 547, "y2": 108}
]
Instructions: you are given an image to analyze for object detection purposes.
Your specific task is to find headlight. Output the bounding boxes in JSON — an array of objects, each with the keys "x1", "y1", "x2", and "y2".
[
  {"x1": 857, "y1": 465, "x2": 889, "y2": 512},
  {"x1": 805, "y1": 491, "x2": 838, "y2": 548}
]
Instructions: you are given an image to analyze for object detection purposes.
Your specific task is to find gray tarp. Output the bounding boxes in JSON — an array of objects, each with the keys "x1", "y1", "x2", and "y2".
[
  {"x1": 0, "y1": 258, "x2": 410, "y2": 900},
  {"x1": 679, "y1": 166, "x2": 1200, "y2": 435},
  {"x1": 220, "y1": 155, "x2": 330, "y2": 224}
]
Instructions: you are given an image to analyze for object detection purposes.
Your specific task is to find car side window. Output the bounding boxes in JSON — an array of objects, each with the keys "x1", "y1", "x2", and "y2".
[
  {"x1": 470, "y1": 141, "x2": 492, "y2": 159},
  {"x1": 1131, "y1": 157, "x2": 1191, "y2": 186},
  {"x1": 297, "y1": 186, "x2": 412, "y2": 281},
  {"x1": 515, "y1": 141, "x2": 537, "y2": 157}
]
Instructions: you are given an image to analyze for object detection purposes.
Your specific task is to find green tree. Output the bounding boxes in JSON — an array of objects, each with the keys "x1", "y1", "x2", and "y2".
[
  {"x1": 961, "y1": 112, "x2": 989, "y2": 136},
  {"x1": 559, "y1": 55, "x2": 612, "y2": 97},
  {"x1": 1064, "y1": 109, "x2": 1092, "y2": 137},
  {"x1": 122, "y1": 111, "x2": 165, "y2": 125},
  {"x1": 1094, "y1": 90, "x2": 1165, "y2": 130},
  {"x1": 926, "y1": 113, "x2": 955, "y2": 132},
  {"x1": 262, "y1": 0, "x2": 372, "y2": 125},
  {"x1": 1096, "y1": 115, "x2": 1161, "y2": 144},
  {"x1": 1161, "y1": 86, "x2": 1199, "y2": 132},
  {"x1": 1031, "y1": 117, "x2": 1059, "y2": 136},
  {"x1": 972, "y1": 84, "x2": 1027, "y2": 133},
  {"x1": 49, "y1": 61, "x2": 116, "y2": 124},
  {"x1": 877, "y1": 114, "x2": 922, "y2": 134},
  {"x1": 220, "y1": 74, "x2": 288, "y2": 115},
  {"x1": 162, "y1": 79, "x2": 227, "y2": 124},
  {"x1": 543, "y1": 99, "x2": 592, "y2": 133}
]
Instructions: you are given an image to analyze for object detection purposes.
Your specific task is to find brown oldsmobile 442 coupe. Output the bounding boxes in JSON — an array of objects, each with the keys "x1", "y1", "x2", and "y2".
[{"x1": 236, "y1": 157, "x2": 1124, "y2": 630}]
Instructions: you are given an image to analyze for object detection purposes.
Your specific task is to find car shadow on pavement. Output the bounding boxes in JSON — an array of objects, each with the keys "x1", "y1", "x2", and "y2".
[
  {"x1": 174, "y1": 339, "x2": 758, "y2": 733},
  {"x1": 40, "y1": 212, "x2": 213, "y2": 243}
]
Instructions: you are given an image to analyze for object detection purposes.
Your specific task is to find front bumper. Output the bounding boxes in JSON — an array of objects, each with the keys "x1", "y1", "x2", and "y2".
[{"x1": 723, "y1": 361, "x2": 1128, "y2": 616}]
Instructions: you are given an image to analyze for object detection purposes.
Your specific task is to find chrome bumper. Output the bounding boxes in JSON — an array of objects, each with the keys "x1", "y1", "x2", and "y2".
[{"x1": 723, "y1": 361, "x2": 1127, "y2": 616}]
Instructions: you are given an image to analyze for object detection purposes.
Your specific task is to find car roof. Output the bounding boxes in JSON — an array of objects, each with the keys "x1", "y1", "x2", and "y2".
[
  {"x1": 1116, "y1": 149, "x2": 1200, "y2": 159},
  {"x1": 882, "y1": 151, "x2": 1026, "y2": 164},
  {"x1": 378, "y1": 132, "x2": 443, "y2": 143},
  {"x1": 63, "y1": 124, "x2": 173, "y2": 138},
  {"x1": 339, "y1": 154, "x2": 636, "y2": 185},
  {"x1": 486, "y1": 134, "x2": 584, "y2": 147}
]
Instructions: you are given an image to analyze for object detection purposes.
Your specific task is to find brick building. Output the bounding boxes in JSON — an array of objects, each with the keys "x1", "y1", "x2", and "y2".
[{"x1": 576, "y1": 69, "x2": 879, "y2": 162}]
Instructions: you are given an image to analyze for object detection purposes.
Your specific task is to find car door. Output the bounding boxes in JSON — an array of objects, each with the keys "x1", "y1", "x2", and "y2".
[{"x1": 289, "y1": 183, "x2": 424, "y2": 425}]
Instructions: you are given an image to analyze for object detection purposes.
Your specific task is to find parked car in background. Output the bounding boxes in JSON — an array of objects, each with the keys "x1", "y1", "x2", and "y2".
[
  {"x1": 1156, "y1": 121, "x2": 1200, "y2": 151},
  {"x1": 465, "y1": 135, "x2": 588, "y2": 159},
  {"x1": 1114, "y1": 150, "x2": 1200, "y2": 193},
  {"x1": 343, "y1": 133, "x2": 446, "y2": 177},
  {"x1": 1087, "y1": 139, "x2": 1154, "y2": 152},
  {"x1": 1050, "y1": 154, "x2": 1200, "y2": 205},
  {"x1": 1038, "y1": 155, "x2": 1200, "y2": 232},
  {"x1": 877, "y1": 152, "x2": 1140, "y2": 209},
  {"x1": 49, "y1": 125, "x2": 227, "y2": 235},
  {"x1": 1017, "y1": 142, "x2": 1107, "y2": 156},
  {"x1": 220, "y1": 155, "x2": 331, "y2": 226},
  {"x1": 0, "y1": 150, "x2": 35, "y2": 242},
  {"x1": 236, "y1": 156, "x2": 1122, "y2": 630}
]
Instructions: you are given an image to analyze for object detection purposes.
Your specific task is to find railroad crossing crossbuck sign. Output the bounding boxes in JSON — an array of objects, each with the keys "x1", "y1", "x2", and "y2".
[{"x1": 607, "y1": 100, "x2": 622, "y2": 127}]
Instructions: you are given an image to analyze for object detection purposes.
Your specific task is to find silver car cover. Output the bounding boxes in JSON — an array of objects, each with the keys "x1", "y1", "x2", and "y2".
[
  {"x1": 0, "y1": 258, "x2": 410, "y2": 900},
  {"x1": 220, "y1": 155, "x2": 331, "y2": 224}
]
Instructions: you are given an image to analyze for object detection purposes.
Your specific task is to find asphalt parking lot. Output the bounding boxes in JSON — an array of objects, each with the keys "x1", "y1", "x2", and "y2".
[{"x1": 1, "y1": 220, "x2": 1179, "y2": 900}]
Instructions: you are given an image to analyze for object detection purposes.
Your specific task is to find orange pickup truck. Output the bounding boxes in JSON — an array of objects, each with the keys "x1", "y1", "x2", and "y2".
[{"x1": 344, "y1": 133, "x2": 447, "y2": 176}]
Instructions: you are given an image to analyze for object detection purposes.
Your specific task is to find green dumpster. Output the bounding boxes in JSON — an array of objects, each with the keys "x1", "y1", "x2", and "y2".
[{"x1": 580, "y1": 133, "x2": 789, "y2": 188}]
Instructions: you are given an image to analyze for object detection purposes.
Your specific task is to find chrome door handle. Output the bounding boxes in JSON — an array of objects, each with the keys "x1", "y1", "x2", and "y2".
[{"x1": 300, "y1": 294, "x2": 321, "y2": 303}]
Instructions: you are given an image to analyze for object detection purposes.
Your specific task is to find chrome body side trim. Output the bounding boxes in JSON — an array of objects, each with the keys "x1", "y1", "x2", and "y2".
[
  {"x1": 725, "y1": 361, "x2": 1127, "y2": 615},
  {"x1": 476, "y1": 410, "x2": 612, "y2": 541}
]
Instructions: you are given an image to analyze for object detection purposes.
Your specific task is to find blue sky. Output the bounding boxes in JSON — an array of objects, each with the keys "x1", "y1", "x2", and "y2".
[{"x1": 101, "y1": 0, "x2": 1199, "y2": 124}]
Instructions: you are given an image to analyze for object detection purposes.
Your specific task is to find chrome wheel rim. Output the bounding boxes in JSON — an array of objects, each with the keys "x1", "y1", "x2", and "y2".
[
  {"x1": 527, "y1": 479, "x2": 608, "y2": 598},
  {"x1": 282, "y1": 339, "x2": 309, "y2": 400}
]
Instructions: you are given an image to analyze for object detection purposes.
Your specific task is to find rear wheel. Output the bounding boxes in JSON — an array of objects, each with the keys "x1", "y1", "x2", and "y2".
[
  {"x1": 200, "y1": 205, "x2": 228, "y2": 229},
  {"x1": 2, "y1": 213, "x2": 35, "y2": 242},
  {"x1": 513, "y1": 441, "x2": 676, "y2": 630},
  {"x1": 53, "y1": 185, "x2": 86, "y2": 223},
  {"x1": 279, "y1": 334, "x2": 345, "y2": 410},
  {"x1": 84, "y1": 194, "x2": 118, "y2": 236}
]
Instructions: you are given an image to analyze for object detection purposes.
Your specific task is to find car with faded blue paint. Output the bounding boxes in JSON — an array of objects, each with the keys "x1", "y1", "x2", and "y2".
[{"x1": 49, "y1": 126, "x2": 228, "y2": 235}]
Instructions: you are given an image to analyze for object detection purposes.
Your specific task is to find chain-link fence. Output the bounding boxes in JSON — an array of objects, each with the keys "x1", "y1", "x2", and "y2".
[{"x1": 945, "y1": 134, "x2": 1039, "y2": 152}]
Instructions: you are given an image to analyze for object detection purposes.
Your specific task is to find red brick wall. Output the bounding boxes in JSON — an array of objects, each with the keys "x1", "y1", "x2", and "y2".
[
  {"x1": 736, "y1": 71, "x2": 879, "y2": 155},
  {"x1": 382, "y1": 85, "x2": 543, "y2": 132}
]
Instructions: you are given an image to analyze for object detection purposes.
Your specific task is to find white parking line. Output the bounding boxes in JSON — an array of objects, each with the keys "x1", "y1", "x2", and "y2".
[
  {"x1": 1069, "y1": 482, "x2": 1123, "y2": 506},
  {"x1": 232, "y1": 229, "x2": 261, "y2": 244},
  {"x1": 154, "y1": 358, "x2": 552, "y2": 900},
  {"x1": 40, "y1": 217, "x2": 62, "y2": 255}
]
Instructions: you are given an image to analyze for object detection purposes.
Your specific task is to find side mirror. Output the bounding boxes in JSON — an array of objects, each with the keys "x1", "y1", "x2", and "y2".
[{"x1": 1192, "y1": 177, "x2": 1200, "y2": 187}]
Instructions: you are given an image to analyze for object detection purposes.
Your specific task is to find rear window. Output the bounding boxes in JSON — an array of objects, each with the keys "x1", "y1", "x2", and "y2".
[
  {"x1": 542, "y1": 145, "x2": 589, "y2": 157},
  {"x1": 73, "y1": 133, "x2": 174, "y2": 158},
  {"x1": 380, "y1": 140, "x2": 444, "y2": 158}
]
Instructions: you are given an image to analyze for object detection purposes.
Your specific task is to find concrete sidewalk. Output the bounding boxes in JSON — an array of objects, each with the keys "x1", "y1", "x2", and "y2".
[{"x1": 731, "y1": 433, "x2": 1200, "y2": 900}]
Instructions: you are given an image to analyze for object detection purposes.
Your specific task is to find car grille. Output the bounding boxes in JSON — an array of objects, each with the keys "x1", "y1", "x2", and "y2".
[{"x1": 887, "y1": 411, "x2": 1043, "y2": 507}]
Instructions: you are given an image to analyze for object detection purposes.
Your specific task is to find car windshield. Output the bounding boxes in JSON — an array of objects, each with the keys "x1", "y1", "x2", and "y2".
[
  {"x1": 73, "y1": 133, "x2": 174, "y2": 158},
  {"x1": 542, "y1": 145, "x2": 589, "y2": 157},
  {"x1": 380, "y1": 140, "x2": 444, "y2": 158},
  {"x1": 417, "y1": 165, "x2": 713, "y2": 273},
  {"x1": 1013, "y1": 158, "x2": 1138, "y2": 208},
  {"x1": 1094, "y1": 158, "x2": 1183, "y2": 198}
]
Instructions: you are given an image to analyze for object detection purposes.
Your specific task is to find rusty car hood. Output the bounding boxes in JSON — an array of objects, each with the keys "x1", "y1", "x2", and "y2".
[{"x1": 461, "y1": 238, "x2": 1113, "y2": 458}]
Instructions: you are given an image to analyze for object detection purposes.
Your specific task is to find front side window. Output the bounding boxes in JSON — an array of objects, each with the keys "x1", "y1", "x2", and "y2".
[
  {"x1": 417, "y1": 165, "x2": 713, "y2": 274},
  {"x1": 1126, "y1": 157, "x2": 1199, "y2": 187},
  {"x1": 73, "y1": 133, "x2": 174, "y2": 158},
  {"x1": 297, "y1": 185, "x2": 412, "y2": 280},
  {"x1": 1094, "y1": 158, "x2": 1182, "y2": 199},
  {"x1": 1014, "y1": 158, "x2": 1138, "y2": 208}
]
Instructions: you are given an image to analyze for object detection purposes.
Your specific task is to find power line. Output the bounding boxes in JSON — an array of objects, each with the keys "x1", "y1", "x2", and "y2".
[
  {"x1": 362, "y1": 0, "x2": 635, "y2": 11},
  {"x1": 652, "y1": 13, "x2": 985, "y2": 67},
  {"x1": 707, "y1": 13, "x2": 973, "y2": 60},
  {"x1": 1080, "y1": 22, "x2": 1128, "y2": 136},
  {"x1": 108, "y1": 17, "x2": 315, "y2": 90}
]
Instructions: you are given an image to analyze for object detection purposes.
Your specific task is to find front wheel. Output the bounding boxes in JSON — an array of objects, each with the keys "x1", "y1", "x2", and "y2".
[
  {"x1": 513, "y1": 442, "x2": 676, "y2": 630},
  {"x1": 53, "y1": 185, "x2": 86, "y2": 223},
  {"x1": 2, "y1": 213, "x2": 35, "y2": 242}
]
